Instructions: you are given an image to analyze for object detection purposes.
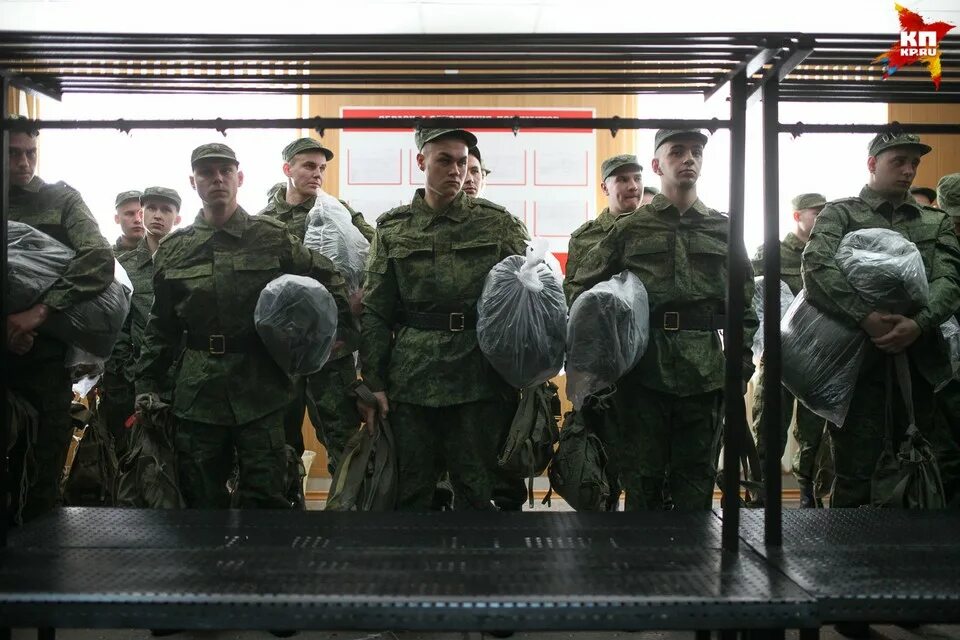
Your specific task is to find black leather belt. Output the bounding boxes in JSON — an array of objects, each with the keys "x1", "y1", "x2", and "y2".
[
  {"x1": 396, "y1": 309, "x2": 478, "y2": 332},
  {"x1": 185, "y1": 333, "x2": 260, "y2": 355},
  {"x1": 651, "y1": 310, "x2": 727, "y2": 331}
]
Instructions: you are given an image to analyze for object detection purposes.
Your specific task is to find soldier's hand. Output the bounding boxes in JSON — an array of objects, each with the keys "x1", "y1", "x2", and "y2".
[
  {"x1": 6, "y1": 329, "x2": 35, "y2": 355},
  {"x1": 373, "y1": 391, "x2": 389, "y2": 419},
  {"x1": 872, "y1": 314, "x2": 922, "y2": 354},
  {"x1": 348, "y1": 288, "x2": 364, "y2": 317},
  {"x1": 860, "y1": 311, "x2": 895, "y2": 338}
]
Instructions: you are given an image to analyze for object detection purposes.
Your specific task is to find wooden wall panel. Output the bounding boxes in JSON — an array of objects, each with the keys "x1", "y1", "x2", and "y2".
[
  {"x1": 888, "y1": 103, "x2": 960, "y2": 194},
  {"x1": 300, "y1": 92, "x2": 637, "y2": 480}
]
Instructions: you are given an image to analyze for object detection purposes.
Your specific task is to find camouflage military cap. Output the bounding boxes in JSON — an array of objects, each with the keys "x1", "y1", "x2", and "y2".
[
  {"x1": 140, "y1": 186, "x2": 182, "y2": 210},
  {"x1": 190, "y1": 142, "x2": 238, "y2": 167},
  {"x1": 868, "y1": 132, "x2": 932, "y2": 157},
  {"x1": 282, "y1": 137, "x2": 334, "y2": 163},
  {"x1": 791, "y1": 193, "x2": 827, "y2": 211},
  {"x1": 937, "y1": 173, "x2": 960, "y2": 217},
  {"x1": 601, "y1": 154, "x2": 642, "y2": 181},
  {"x1": 415, "y1": 127, "x2": 478, "y2": 151},
  {"x1": 654, "y1": 129, "x2": 709, "y2": 152},
  {"x1": 115, "y1": 190, "x2": 143, "y2": 208},
  {"x1": 468, "y1": 146, "x2": 491, "y2": 175},
  {"x1": 643, "y1": 186, "x2": 660, "y2": 196},
  {"x1": 910, "y1": 186, "x2": 938, "y2": 203}
]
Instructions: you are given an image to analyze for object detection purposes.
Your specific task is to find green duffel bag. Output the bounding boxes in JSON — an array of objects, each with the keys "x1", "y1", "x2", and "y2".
[
  {"x1": 871, "y1": 354, "x2": 946, "y2": 509},
  {"x1": 63, "y1": 402, "x2": 118, "y2": 507},
  {"x1": 499, "y1": 381, "x2": 560, "y2": 507},
  {"x1": 545, "y1": 408, "x2": 610, "y2": 511},
  {"x1": 116, "y1": 395, "x2": 184, "y2": 509}
]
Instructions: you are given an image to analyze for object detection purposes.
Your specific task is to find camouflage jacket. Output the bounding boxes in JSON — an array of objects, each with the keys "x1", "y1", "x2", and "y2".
[
  {"x1": 568, "y1": 193, "x2": 758, "y2": 397},
  {"x1": 107, "y1": 237, "x2": 156, "y2": 379},
  {"x1": 564, "y1": 207, "x2": 634, "y2": 305},
  {"x1": 135, "y1": 206, "x2": 355, "y2": 424},
  {"x1": 9, "y1": 176, "x2": 114, "y2": 313},
  {"x1": 360, "y1": 190, "x2": 530, "y2": 406},
  {"x1": 113, "y1": 235, "x2": 138, "y2": 257},
  {"x1": 752, "y1": 231, "x2": 806, "y2": 295},
  {"x1": 802, "y1": 184, "x2": 960, "y2": 386},
  {"x1": 258, "y1": 183, "x2": 375, "y2": 243}
]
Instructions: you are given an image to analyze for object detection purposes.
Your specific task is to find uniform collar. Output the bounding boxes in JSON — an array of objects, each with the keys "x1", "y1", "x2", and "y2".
[
  {"x1": 193, "y1": 205, "x2": 249, "y2": 238},
  {"x1": 17, "y1": 175, "x2": 44, "y2": 193},
  {"x1": 782, "y1": 232, "x2": 806, "y2": 251},
  {"x1": 596, "y1": 207, "x2": 630, "y2": 231},
  {"x1": 649, "y1": 192, "x2": 710, "y2": 217},
  {"x1": 859, "y1": 184, "x2": 921, "y2": 217},
  {"x1": 270, "y1": 184, "x2": 315, "y2": 215},
  {"x1": 413, "y1": 189, "x2": 469, "y2": 229},
  {"x1": 133, "y1": 236, "x2": 157, "y2": 266}
]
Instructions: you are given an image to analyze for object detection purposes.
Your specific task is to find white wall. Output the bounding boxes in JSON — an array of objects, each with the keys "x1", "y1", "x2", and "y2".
[{"x1": 36, "y1": 94, "x2": 299, "y2": 241}]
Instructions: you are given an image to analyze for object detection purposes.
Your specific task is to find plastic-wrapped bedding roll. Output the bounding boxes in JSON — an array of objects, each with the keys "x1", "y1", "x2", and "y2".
[
  {"x1": 303, "y1": 191, "x2": 370, "y2": 294},
  {"x1": 835, "y1": 228, "x2": 929, "y2": 313},
  {"x1": 7, "y1": 221, "x2": 133, "y2": 358},
  {"x1": 782, "y1": 229, "x2": 930, "y2": 426},
  {"x1": 477, "y1": 238, "x2": 567, "y2": 390},
  {"x1": 254, "y1": 274, "x2": 338, "y2": 376},
  {"x1": 781, "y1": 291, "x2": 868, "y2": 425},
  {"x1": 751, "y1": 276, "x2": 795, "y2": 362},
  {"x1": 565, "y1": 270, "x2": 650, "y2": 410}
]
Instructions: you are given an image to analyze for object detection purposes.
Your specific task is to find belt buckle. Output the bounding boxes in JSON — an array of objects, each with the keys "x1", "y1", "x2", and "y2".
[
  {"x1": 209, "y1": 334, "x2": 226, "y2": 355},
  {"x1": 449, "y1": 312, "x2": 465, "y2": 332},
  {"x1": 663, "y1": 311, "x2": 680, "y2": 331}
]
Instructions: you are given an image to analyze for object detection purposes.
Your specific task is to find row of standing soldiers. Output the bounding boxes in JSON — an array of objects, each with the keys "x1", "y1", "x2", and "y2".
[{"x1": 7, "y1": 123, "x2": 960, "y2": 521}]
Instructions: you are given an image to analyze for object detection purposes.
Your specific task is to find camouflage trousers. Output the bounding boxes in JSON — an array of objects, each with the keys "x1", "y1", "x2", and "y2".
[
  {"x1": 752, "y1": 364, "x2": 834, "y2": 494},
  {"x1": 99, "y1": 370, "x2": 135, "y2": 461},
  {"x1": 392, "y1": 396, "x2": 515, "y2": 511},
  {"x1": 281, "y1": 355, "x2": 360, "y2": 476},
  {"x1": 176, "y1": 409, "x2": 289, "y2": 509},
  {"x1": 602, "y1": 378, "x2": 723, "y2": 511},
  {"x1": 830, "y1": 357, "x2": 960, "y2": 508},
  {"x1": 8, "y1": 340, "x2": 74, "y2": 523}
]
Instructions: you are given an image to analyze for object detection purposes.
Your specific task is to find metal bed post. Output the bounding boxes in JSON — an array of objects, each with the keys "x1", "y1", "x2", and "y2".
[
  {"x1": 761, "y1": 76, "x2": 783, "y2": 546},
  {"x1": 721, "y1": 68, "x2": 749, "y2": 553}
]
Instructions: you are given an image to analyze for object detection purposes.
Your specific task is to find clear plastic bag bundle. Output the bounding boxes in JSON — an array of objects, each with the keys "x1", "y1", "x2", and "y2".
[
  {"x1": 751, "y1": 276, "x2": 795, "y2": 362},
  {"x1": 7, "y1": 221, "x2": 133, "y2": 358},
  {"x1": 781, "y1": 291, "x2": 868, "y2": 425},
  {"x1": 477, "y1": 239, "x2": 567, "y2": 390},
  {"x1": 566, "y1": 270, "x2": 650, "y2": 410},
  {"x1": 254, "y1": 274, "x2": 338, "y2": 376},
  {"x1": 941, "y1": 318, "x2": 960, "y2": 383},
  {"x1": 835, "y1": 228, "x2": 929, "y2": 313},
  {"x1": 303, "y1": 191, "x2": 370, "y2": 294},
  {"x1": 782, "y1": 229, "x2": 929, "y2": 426}
]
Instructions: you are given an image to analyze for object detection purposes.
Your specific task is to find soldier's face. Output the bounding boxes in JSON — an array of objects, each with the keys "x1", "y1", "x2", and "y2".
[
  {"x1": 794, "y1": 206, "x2": 822, "y2": 237},
  {"x1": 284, "y1": 152, "x2": 327, "y2": 197},
  {"x1": 114, "y1": 202, "x2": 145, "y2": 239},
  {"x1": 8, "y1": 132, "x2": 38, "y2": 187},
  {"x1": 868, "y1": 149, "x2": 922, "y2": 197},
  {"x1": 912, "y1": 192, "x2": 933, "y2": 206},
  {"x1": 418, "y1": 140, "x2": 469, "y2": 200},
  {"x1": 191, "y1": 161, "x2": 243, "y2": 207},
  {"x1": 463, "y1": 155, "x2": 484, "y2": 197},
  {"x1": 143, "y1": 198, "x2": 181, "y2": 239},
  {"x1": 652, "y1": 139, "x2": 703, "y2": 189},
  {"x1": 601, "y1": 167, "x2": 642, "y2": 214}
]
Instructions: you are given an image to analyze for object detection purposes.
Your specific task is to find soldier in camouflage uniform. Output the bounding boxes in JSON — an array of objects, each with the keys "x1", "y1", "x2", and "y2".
[
  {"x1": 802, "y1": 133, "x2": 960, "y2": 508},
  {"x1": 462, "y1": 145, "x2": 490, "y2": 198},
  {"x1": 568, "y1": 129, "x2": 758, "y2": 511},
  {"x1": 750, "y1": 192, "x2": 832, "y2": 507},
  {"x1": 564, "y1": 154, "x2": 642, "y2": 301},
  {"x1": 102, "y1": 187, "x2": 183, "y2": 458},
  {"x1": 258, "y1": 137, "x2": 373, "y2": 473},
  {"x1": 935, "y1": 172, "x2": 960, "y2": 505},
  {"x1": 113, "y1": 190, "x2": 145, "y2": 255},
  {"x1": 6, "y1": 124, "x2": 115, "y2": 522},
  {"x1": 359, "y1": 127, "x2": 530, "y2": 510},
  {"x1": 135, "y1": 143, "x2": 354, "y2": 509},
  {"x1": 563, "y1": 153, "x2": 643, "y2": 510}
]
